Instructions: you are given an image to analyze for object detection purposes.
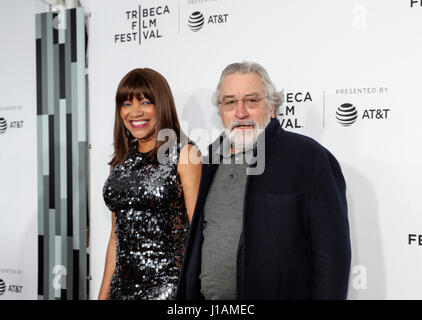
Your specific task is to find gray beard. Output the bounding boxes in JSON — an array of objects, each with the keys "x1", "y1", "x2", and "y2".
[{"x1": 225, "y1": 115, "x2": 271, "y2": 152}]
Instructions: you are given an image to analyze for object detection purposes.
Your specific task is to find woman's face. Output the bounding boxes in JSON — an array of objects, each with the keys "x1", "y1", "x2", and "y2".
[{"x1": 120, "y1": 95, "x2": 156, "y2": 141}]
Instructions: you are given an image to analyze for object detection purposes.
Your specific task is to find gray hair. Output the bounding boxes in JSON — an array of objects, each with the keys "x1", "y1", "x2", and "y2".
[{"x1": 212, "y1": 61, "x2": 284, "y2": 116}]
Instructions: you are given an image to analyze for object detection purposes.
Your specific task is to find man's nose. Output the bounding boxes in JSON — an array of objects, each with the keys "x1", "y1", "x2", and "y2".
[{"x1": 234, "y1": 100, "x2": 249, "y2": 119}]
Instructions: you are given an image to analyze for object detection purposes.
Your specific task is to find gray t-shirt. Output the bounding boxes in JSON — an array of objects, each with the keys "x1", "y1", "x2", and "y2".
[{"x1": 199, "y1": 153, "x2": 248, "y2": 300}]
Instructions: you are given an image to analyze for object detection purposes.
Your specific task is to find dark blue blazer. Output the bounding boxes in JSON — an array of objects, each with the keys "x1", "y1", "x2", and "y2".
[{"x1": 176, "y1": 118, "x2": 351, "y2": 300}]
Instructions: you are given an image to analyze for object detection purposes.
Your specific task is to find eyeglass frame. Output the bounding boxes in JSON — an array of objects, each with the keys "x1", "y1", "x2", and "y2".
[{"x1": 218, "y1": 94, "x2": 268, "y2": 111}]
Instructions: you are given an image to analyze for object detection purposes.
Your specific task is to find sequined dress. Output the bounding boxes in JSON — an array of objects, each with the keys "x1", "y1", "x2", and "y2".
[{"x1": 103, "y1": 142, "x2": 189, "y2": 300}]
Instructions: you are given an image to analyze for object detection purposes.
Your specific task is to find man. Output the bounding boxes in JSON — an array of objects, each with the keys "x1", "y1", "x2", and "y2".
[{"x1": 176, "y1": 62, "x2": 351, "y2": 300}]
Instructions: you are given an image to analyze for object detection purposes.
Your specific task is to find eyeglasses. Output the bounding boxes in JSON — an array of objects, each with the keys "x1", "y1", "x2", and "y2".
[{"x1": 219, "y1": 95, "x2": 267, "y2": 112}]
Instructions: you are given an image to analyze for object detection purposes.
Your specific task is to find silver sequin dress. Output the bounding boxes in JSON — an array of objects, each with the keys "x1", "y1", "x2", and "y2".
[{"x1": 103, "y1": 142, "x2": 189, "y2": 300}]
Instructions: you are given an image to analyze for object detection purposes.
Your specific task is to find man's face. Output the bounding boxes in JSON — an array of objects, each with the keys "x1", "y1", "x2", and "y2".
[{"x1": 218, "y1": 72, "x2": 275, "y2": 151}]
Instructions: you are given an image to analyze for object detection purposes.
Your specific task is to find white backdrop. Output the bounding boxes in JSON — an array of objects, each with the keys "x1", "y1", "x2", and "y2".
[
  {"x1": 86, "y1": 0, "x2": 422, "y2": 299},
  {"x1": 0, "y1": 0, "x2": 49, "y2": 300}
]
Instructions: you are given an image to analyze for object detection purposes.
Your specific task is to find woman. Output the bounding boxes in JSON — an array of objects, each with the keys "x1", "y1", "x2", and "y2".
[{"x1": 98, "y1": 68, "x2": 201, "y2": 300}]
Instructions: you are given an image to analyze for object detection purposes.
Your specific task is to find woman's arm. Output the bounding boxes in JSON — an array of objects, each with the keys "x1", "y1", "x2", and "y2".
[
  {"x1": 177, "y1": 143, "x2": 202, "y2": 222},
  {"x1": 98, "y1": 212, "x2": 117, "y2": 300}
]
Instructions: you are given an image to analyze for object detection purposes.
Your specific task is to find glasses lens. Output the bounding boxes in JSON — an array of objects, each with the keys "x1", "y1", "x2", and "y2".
[
  {"x1": 245, "y1": 97, "x2": 261, "y2": 108},
  {"x1": 222, "y1": 99, "x2": 236, "y2": 110},
  {"x1": 220, "y1": 96, "x2": 263, "y2": 110}
]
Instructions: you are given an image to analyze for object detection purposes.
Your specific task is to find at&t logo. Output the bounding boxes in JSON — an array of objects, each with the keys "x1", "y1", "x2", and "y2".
[
  {"x1": 0, "y1": 117, "x2": 24, "y2": 134},
  {"x1": 0, "y1": 279, "x2": 5, "y2": 296},
  {"x1": 0, "y1": 279, "x2": 23, "y2": 296},
  {"x1": 336, "y1": 103, "x2": 390, "y2": 127},
  {"x1": 336, "y1": 103, "x2": 358, "y2": 127},
  {"x1": 188, "y1": 11, "x2": 228, "y2": 32},
  {"x1": 188, "y1": 12, "x2": 205, "y2": 31},
  {"x1": 0, "y1": 117, "x2": 7, "y2": 134}
]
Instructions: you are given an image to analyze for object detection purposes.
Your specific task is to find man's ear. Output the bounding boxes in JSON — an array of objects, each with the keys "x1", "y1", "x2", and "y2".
[{"x1": 270, "y1": 107, "x2": 276, "y2": 118}]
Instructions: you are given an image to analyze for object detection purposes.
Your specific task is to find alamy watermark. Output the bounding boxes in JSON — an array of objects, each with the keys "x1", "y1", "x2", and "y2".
[{"x1": 155, "y1": 122, "x2": 266, "y2": 175}]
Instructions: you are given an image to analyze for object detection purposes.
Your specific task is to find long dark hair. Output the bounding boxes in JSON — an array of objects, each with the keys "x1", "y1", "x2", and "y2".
[{"x1": 109, "y1": 68, "x2": 183, "y2": 166}]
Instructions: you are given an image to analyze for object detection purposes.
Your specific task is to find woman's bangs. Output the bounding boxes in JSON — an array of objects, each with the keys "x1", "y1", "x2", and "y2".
[{"x1": 116, "y1": 75, "x2": 154, "y2": 106}]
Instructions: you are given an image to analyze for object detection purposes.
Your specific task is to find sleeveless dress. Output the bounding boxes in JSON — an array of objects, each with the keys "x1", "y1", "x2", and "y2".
[{"x1": 103, "y1": 141, "x2": 189, "y2": 300}]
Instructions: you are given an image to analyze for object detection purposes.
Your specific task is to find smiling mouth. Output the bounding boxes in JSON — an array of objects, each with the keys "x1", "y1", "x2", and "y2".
[{"x1": 130, "y1": 120, "x2": 149, "y2": 128}]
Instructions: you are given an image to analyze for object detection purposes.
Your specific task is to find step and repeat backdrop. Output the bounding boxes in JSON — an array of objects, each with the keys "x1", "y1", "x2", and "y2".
[
  {"x1": 86, "y1": 0, "x2": 422, "y2": 300},
  {"x1": 1, "y1": 0, "x2": 422, "y2": 300}
]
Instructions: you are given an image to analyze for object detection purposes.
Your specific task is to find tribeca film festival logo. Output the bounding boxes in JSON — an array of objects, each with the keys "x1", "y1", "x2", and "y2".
[
  {"x1": 408, "y1": 234, "x2": 422, "y2": 246},
  {"x1": 278, "y1": 92, "x2": 313, "y2": 129},
  {"x1": 0, "y1": 116, "x2": 24, "y2": 135},
  {"x1": 187, "y1": 11, "x2": 229, "y2": 32},
  {"x1": 114, "y1": 4, "x2": 171, "y2": 44},
  {"x1": 410, "y1": 0, "x2": 422, "y2": 7},
  {"x1": 335, "y1": 87, "x2": 391, "y2": 127}
]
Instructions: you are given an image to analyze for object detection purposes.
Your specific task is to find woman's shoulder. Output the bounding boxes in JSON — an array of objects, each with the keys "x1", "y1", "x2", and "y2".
[
  {"x1": 176, "y1": 138, "x2": 201, "y2": 169},
  {"x1": 177, "y1": 138, "x2": 201, "y2": 158},
  {"x1": 177, "y1": 137, "x2": 197, "y2": 151}
]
